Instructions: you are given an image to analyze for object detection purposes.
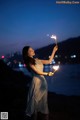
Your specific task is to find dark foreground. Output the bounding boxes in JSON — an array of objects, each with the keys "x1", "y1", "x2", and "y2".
[{"x1": 0, "y1": 60, "x2": 80, "y2": 120}]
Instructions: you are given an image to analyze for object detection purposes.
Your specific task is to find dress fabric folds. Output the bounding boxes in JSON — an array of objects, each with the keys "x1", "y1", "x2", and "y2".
[{"x1": 25, "y1": 59, "x2": 49, "y2": 116}]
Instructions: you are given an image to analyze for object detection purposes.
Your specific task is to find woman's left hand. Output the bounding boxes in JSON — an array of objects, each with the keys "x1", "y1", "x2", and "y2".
[{"x1": 54, "y1": 45, "x2": 58, "y2": 52}]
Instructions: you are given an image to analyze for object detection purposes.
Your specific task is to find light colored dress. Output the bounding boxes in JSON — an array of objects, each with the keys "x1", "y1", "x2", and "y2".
[{"x1": 25, "y1": 59, "x2": 49, "y2": 116}]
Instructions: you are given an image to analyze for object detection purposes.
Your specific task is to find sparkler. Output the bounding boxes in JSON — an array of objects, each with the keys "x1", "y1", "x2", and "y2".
[
  {"x1": 47, "y1": 34, "x2": 59, "y2": 75},
  {"x1": 49, "y1": 65, "x2": 59, "y2": 76},
  {"x1": 53, "y1": 65, "x2": 59, "y2": 73},
  {"x1": 47, "y1": 34, "x2": 57, "y2": 45},
  {"x1": 50, "y1": 34, "x2": 57, "y2": 45}
]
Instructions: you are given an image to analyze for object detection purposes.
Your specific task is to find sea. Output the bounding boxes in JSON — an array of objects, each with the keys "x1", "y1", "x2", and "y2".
[{"x1": 14, "y1": 64, "x2": 80, "y2": 96}]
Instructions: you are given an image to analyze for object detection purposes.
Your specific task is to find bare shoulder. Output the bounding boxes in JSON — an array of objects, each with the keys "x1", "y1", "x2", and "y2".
[
  {"x1": 35, "y1": 58, "x2": 39, "y2": 61},
  {"x1": 35, "y1": 58, "x2": 42, "y2": 62}
]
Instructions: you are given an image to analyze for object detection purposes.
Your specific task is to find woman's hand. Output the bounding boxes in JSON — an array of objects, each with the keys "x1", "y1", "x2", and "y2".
[
  {"x1": 48, "y1": 72, "x2": 54, "y2": 76},
  {"x1": 54, "y1": 45, "x2": 58, "y2": 52}
]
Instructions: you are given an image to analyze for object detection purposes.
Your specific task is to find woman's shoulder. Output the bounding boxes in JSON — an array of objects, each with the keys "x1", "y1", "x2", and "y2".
[
  {"x1": 35, "y1": 58, "x2": 43, "y2": 64},
  {"x1": 35, "y1": 58, "x2": 40, "y2": 61}
]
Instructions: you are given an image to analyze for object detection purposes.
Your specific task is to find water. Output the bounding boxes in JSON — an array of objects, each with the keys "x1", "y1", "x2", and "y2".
[{"x1": 14, "y1": 64, "x2": 80, "y2": 96}]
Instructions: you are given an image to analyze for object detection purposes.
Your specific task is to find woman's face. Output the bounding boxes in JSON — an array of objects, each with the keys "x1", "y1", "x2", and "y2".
[{"x1": 27, "y1": 47, "x2": 35, "y2": 57}]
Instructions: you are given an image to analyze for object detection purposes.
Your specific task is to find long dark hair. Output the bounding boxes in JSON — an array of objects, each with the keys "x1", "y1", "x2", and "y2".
[{"x1": 22, "y1": 46, "x2": 35, "y2": 71}]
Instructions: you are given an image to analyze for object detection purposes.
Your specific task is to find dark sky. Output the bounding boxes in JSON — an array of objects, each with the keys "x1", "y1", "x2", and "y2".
[{"x1": 0, "y1": 0, "x2": 80, "y2": 56}]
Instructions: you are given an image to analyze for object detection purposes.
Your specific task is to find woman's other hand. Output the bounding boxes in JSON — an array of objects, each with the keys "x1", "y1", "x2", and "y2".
[{"x1": 48, "y1": 72, "x2": 54, "y2": 76}]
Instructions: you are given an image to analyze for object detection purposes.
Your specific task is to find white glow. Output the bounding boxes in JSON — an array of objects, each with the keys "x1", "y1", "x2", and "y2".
[
  {"x1": 55, "y1": 55, "x2": 58, "y2": 58},
  {"x1": 70, "y1": 55, "x2": 76, "y2": 58},
  {"x1": 50, "y1": 35, "x2": 57, "y2": 40},
  {"x1": 53, "y1": 65, "x2": 59, "y2": 71},
  {"x1": 46, "y1": 34, "x2": 49, "y2": 36}
]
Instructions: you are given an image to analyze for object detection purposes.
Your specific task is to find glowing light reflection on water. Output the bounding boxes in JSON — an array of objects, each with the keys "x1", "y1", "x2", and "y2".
[{"x1": 14, "y1": 64, "x2": 80, "y2": 96}]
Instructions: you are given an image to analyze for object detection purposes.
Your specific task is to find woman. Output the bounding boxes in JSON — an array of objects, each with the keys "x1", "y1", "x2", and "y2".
[{"x1": 22, "y1": 45, "x2": 58, "y2": 120}]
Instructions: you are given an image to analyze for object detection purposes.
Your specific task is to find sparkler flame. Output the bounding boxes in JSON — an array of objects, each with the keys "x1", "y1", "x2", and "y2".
[
  {"x1": 53, "y1": 65, "x2": 59, "y2": 71},
  {"x1": 50, "y1": 34, "x2": 57, "y2": 45},
  {"x1": 50, "y1": 35, "x2": 57, "y2": 40},
  {"x1": 47, "y1": 34, "x2": 58, "y2": 45}
]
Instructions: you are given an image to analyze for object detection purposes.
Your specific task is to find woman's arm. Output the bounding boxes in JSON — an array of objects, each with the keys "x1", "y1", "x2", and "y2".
[
  {"x1": 29, "y1": 64, "x2": 53, "y2": 76},
  {"x1": 41, "y1": 45, "x2": 58, "y2": 64}
]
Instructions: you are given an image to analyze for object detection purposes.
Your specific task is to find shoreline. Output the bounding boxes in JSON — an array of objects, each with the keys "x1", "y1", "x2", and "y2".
[{"x1": 0, "y1": 60, "x2": 80, "y2": 120}]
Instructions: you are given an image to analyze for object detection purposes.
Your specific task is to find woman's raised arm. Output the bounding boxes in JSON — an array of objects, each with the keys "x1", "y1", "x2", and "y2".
[{"x1": 41, "y1": 45, "x2": 58, "y2": 64}]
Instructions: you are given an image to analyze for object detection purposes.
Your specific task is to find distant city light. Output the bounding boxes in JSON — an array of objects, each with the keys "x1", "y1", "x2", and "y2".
[
  {"x1": 23, "y1": 64, "x2": 26, "y2": 67},
  {"x1": 19, "y1": 62, "x2": 21, "y2": 67},
  {"x1": 7, "y1": 62, "x2": 11, "y2": 66},
  {"x1": 1, "y1": 55, "x2": 5, "y2": 59},
  {"x1": 58, "y1": 61, "x2": 61, "y2": 64},
  {"x1": 49, "y1": 56, "x2": 55, "y2": 64},
  {"x1": 70, "y1": 55, "x2": 76, "y2": 58},
  {"x1": 19, "y1": 62, "x2": 24, "y2": 67},
  {"x1": 55, "y1": 55, "x2": 58, "y2": 58},
  {"x1": 52, "y1": 59, "x2": 56, "y2": 64}
]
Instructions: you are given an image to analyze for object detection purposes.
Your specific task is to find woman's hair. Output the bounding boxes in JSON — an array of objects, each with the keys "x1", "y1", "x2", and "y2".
[{"x1": 22, "y1": 46, "x2": 35, "y2": 71}]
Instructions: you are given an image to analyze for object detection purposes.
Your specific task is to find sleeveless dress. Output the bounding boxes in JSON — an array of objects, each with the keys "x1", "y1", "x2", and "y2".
[{"x1": 25, "y1": 59, "x2": 49, "y2": 116}]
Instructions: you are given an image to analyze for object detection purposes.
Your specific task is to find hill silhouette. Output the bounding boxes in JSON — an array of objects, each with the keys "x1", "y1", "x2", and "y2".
[
  {"x1": 36, "y1": 36, "x2": 80, "y2": 63},
  {"x1": 0, "y1": 60, "x2": 80, "y2": 120},
  {"x1": 5, "y1": 36, "x2": 80, "y2": 68}
]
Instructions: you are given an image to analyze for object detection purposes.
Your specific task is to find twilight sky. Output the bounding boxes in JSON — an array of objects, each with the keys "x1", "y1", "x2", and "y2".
[{"x1": 0, "y1": 0, "x2": 80, "y2": 56}]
